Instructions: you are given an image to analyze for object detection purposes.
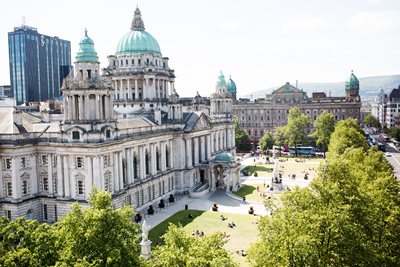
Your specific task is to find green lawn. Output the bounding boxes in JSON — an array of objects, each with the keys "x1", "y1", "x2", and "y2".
[
  {"x1": 234, "y1": 184, "x2": 283, "y2": 203},
  {"x1": 241, "y1": 165, "x2": 273, "y2": 176},
  {"x1": 149, "y1": 209, "x2": 259, "y2": 267}
]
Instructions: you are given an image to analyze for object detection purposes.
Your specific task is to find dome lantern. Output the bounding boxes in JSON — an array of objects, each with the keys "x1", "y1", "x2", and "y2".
[
  {"x1": 115, "y1": 7, "x2": 162, "y2": 56},
  {"x1": 345, "y1": 70, "x2": 359, "y2": 91},
  {"x1": 75, "y1": 29, "x2": 99, "y2": 63}
]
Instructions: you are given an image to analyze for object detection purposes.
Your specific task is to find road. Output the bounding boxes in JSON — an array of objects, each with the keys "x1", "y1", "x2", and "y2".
[{"x1": 370, "y1": 133, "x2": 400, "y2": 179}]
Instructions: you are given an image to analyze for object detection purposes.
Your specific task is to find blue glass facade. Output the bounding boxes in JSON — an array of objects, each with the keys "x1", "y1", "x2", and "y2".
[{"x1": 8, "y1": 25, "x2": 71, "y2": 104}]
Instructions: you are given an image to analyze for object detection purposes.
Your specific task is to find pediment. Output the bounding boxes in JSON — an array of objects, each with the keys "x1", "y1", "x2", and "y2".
[{"x1": 193, "y1": 114, "x2": 211, "y2": 131}]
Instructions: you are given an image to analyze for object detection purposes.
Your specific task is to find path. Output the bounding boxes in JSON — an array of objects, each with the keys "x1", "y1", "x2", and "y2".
[{"x1": 144, "y1": 190, "x2": 267, "y2": 229}]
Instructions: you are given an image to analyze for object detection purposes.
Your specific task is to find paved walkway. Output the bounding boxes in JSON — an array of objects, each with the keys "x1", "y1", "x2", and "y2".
[{"x1": 144, "y1": 190, "x2": 268, "y2": 229}]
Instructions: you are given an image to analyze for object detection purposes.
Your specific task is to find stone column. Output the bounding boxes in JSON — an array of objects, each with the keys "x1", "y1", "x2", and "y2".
[
  {"x1": 127, "y1": 79, "x2": 131, "y2": 100},
  {"x1": 79, "y1": 95, "x2": 84, "y2": 120},
  {"x1": 126, "y1": 149, "x2": 132, "y2": 185},
  {"x1": 185, "y1": 139, "x2": 191, "y2": 168},
  {"x1": 11, "y1": 157, "x2": 20, "y2": 199},
  {"x1": 119, "y1": 152, "x2": 124, "y2": 189},
  {"x1": 93, "y1": 156, "x2": 101, "y2": 189},
  {"x1": 71, "y1": 96, "x2": 76, "y2": 120},
  {"x1": 48, "y1": 154, "x2": 53, "y2": 195},
  {"x1": 200, "y1": 136, "x2": 206, "y2": 162},
  {"x1": 113, "y1": 153, "x2": 120, "y2": 192},
  {"x1": 151, "y1": 144, "x2": 157, "y2": 175},
  {"x1": 86, "y1": 157, "x2": 93, "y2": 199},
  {"x1": 95, "y1": 95, "x2": 100, "y2": 120},
  {"x1": 206, "y1": 135, "x2": 211, "y2": 160},
  {"x1": 134, "y1": 79, "x2": 138, "y2": 100},
  {"x1": 139, "y1": 146, "x2": 145, "y2": 179},
  {"x1": 57, "y1": 155, "x2": 63, "y2": 197},
  {"x1": 63, "y1": 156, "x2": 70, "y2": 198},
  {"x1": 194, "y1": 138, "x2": 199, "y2": 165},
  {"x1": 30, "y1": 154, "x2": 38, "y2": 194},
  {"x1": 210, "y1": 170, "x2": 216, "y2": 191},
  {"x1": 160, "y1": 142, "x2": 166, "y2": 171},
  {"x1": 119, "y1": 79, "x2": 123, "y2": 100}
]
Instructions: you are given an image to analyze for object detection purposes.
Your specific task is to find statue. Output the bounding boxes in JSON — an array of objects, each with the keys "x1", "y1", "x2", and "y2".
[{"x1": 141, "y1": 219, "x2": 149, "y2": 242}]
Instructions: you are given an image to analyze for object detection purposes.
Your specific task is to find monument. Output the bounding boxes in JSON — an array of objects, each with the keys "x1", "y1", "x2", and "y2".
[{"x1": 140, "y1": 219, "x2": 152, "y2": 258}]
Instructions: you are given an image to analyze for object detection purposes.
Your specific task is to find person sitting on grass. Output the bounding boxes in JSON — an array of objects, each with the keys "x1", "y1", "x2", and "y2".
[
  {"x1": 220, "y1": 215, "x2": 227, "y2": 221},
  {"x1": 188, "y1": 213, "x2": 194, "y2": 219},
  {"x1": 228, "y1": 223, "x2": 234, "y2": 228},
  {"x1": 231, "y1": 221, "x2": 236, "y2": 227}
]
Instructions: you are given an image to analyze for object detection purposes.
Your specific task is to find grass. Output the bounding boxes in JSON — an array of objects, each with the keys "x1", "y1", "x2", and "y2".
[
  {"x1": 149, "y1": 209, "x2": 259, "y2": 267},
  {"x1": 241, "y1": 165, "x2": 273, "y2": 176},
  {"x1": 234, "y1": 184, "x2": 284, "y2": 202}
]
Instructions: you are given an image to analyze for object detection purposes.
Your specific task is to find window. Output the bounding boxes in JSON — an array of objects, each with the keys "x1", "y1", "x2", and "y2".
[
  {"x1": 132, "y1": 59, "x2": 134, "y2": 65},
  {"x1": 41, "y1": 155, "x2": 48, "y2": 166},
  {"x1": 106, "y1": 129, "x2": 111, "y2": 138},
  {"x1": 4, "y1": 158, "x2": 12, "y2": 170},
  {"x1": 156, "y1": 150, "x2": 160, "y2": 171},
  {"x1": 133, "y1": 156, "x2": 138, "y2": 179},
  {"x1": 5, "y1": 210, "x2": 11, "y2": 220},
  {"x1": 77, "y1": 180, "x2": 84, "y2": 196},
  {"x1": 43, "y1": 204, "x2": 48, "y2": 221},
  {"x1": 138, "y1": 59, "x2": 141, "y2": 65},
  {"x1": 42, "y1": 177, "x2": 49, "y2": 191},
  {"x1": 76, "y1": 157, "x2": 84, "y2": 169},
  {"x1": 165, "y1": 147, "x2": 170, "y2": 169},
  {"x1": 72, "y1": 131, "x2": 80, "y2": 140},
  {"x1": 5, "y1": 182, "x2": 12, "y2": 196},
  {"x1": 21, "y1": 157, "x2": 27, "y2": 168},
  {"x1": 145, "y1": 151, "x2": 150, "y2": 175},
  {"x1": 22, "y1": 180, "x2": 28, "y2": 195},
  {"x1": 55, "y1": 205, "x2": 58, "y2": 222}
]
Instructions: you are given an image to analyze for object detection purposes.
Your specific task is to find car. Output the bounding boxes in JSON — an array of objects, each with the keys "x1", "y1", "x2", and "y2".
[{"x1": 385, "y1": 152, "x2": 391, "y2": 157}]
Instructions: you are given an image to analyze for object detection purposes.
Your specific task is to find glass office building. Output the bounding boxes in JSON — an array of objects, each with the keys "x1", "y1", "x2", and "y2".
[{"x1": 8, "y1": 25, "x2": 71, "y2": 104}]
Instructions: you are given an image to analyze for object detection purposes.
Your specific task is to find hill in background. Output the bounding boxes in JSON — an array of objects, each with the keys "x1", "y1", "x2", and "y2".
[{"x1": 241, "y1": 74, "x2": 400, "y2": 101}]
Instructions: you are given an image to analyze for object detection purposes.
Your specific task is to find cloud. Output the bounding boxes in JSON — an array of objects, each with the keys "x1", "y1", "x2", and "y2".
[
  {"x1": 280, "y1": 16, "x2": 330, "y2": 34},
  {"x1": 349, "y1": 11, "x2": 400, "y2": 35}
]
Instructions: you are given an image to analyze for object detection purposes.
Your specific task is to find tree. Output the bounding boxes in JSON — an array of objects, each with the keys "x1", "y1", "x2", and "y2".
[
  {"x1": 273, "y1": 126, "x2": 286, "y2": 147},
  {"x1": 234, "y1": 115, "x2": 252, "y2": 151},
  {"x1": 328, "y1": 118, "x2": 368, "y2": 157},
  {"x1": 56, "y1": 189, "x2": 142, "y2": 266},
  {"x1": 249, "y1": 147, "x2": 400, "y2": 266},
  {"x1": 311, "y1": 111, "x2": 335, "y2": 157},
  {"x1": 149, "y1": 224, "x2": 238, "y2": 267},
  {"x1": 364, "y1": 114, "x2": 381, "y2": 128},
  {"x1": 0, "y1": 217, "x2": 58, "y2": 267},
  {"x1": 259, "y1": 131, "x2": 274, "y2": 151},
  {"x1": 284, "y1": 107, "x2": 310, "y2": 156}
]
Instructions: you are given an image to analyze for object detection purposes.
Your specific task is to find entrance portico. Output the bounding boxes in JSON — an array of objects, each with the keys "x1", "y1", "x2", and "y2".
[{"x1": 210, "y1": 152, "x2": 240, "y2": 192}]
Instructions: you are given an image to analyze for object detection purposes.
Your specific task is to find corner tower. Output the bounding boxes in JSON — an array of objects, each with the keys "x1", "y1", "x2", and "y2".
[
  {"x1": 61, "y1": 30, "x2": 116, "y2": 142},
  {"x1": 345, "y1": 70, "x2": 360, "y2": 102},
  {"x1": 210, "y1": 71, "x2": 233, "y2": 119}
]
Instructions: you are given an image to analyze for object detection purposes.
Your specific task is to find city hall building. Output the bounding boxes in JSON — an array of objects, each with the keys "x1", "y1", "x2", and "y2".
[{"x1": 0, "y1": 8, "x2": 239, "y2": 222}]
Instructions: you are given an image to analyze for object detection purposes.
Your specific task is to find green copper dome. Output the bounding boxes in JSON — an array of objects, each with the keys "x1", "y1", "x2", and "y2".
[
  {"x1": 227, "y1": 76, "x2": 237, "y2": 94},
  {"x1": 215, "y1": 152, "x2": 235, "y2": 162},
  {"x1": 345, "y1": 71, "x2": 359, "y2": 91},
  {"x1": 216, "y1": 71, "x2": 227, "y2": 87},
  {"x1": 115, "y1": 7, "x2": 161, "y2": 56},
  {"x1": 75, "y1": 29, "x2": 99, "y2": 63}
]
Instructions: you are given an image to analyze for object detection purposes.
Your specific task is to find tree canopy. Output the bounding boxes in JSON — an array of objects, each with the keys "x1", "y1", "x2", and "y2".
[
  {"x1": 249, "y1": 118, "x2": 400, "y2": 266},
  {"x1": 283, "y1": 107, "x2": 310, "y2": 155},
  {"x1": 364, "y1": 114, "x2": 381, "y2": 128},
  {"x1": 234, "y1": 115, "x2": 252, "y2": 151},
  {"x1": 148, "y1": 224, "x2": 238, "y2": 267},
  {"x1": 311, "y1": 111, "x2": 335, "y2": 156},
  {"x1": 328, "y1": 118, "x2": 368, "y2": 157},
  {"x1": 259, "y1": 131, "x2": 274, "y2": 151}
]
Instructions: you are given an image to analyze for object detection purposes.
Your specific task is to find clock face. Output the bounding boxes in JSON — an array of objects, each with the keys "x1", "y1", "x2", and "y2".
[{"x1": 40, "y1": 35, "x2": 45, "y2": 46}]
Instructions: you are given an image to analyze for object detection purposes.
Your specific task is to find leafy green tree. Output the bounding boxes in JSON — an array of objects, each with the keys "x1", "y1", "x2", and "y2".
[
  {"x1": 249, "y1": 147, "x2": 400, "y2": 266},
  {"x1": 364, "y1": 114, "x2": 381, "y2": 128},
  {"x1": 311, "y1": 111, "x2": 335, "y2": 157},
  {"x1": 56, "y1": 189, "x2": 141, "y2": 267},
  {"x1": 0, "y1": 217, "x2": 58, "y2": 267},
  {"x1": 234, "y1": 115, "x2": 252, "y2": 151},
  {"x1": 259, "y1": 131, "x2": 274, "y2": 151},
  {"x1": 328, "y1": 118, "x2": 368, "y2": 157},
  {"x1": 284, "y1": 107, "x2": 310, "y2": 155},
  {"x1": 388, "y1": 127, "x2": 400, "y2": 140},
  {"x1": 149, "y1": 224, "x2": 238, "y2": 267},
  {"x1": 273, "y1": 126, "x2": 286, "y2": 147}
]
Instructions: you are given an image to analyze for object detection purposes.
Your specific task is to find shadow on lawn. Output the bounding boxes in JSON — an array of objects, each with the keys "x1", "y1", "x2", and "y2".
[{"x1": 148, "y1": 209, "x2": 206, "y2": 245}]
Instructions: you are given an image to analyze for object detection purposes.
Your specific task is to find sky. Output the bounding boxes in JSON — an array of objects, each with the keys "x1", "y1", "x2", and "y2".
[{"x1": 1, "y1": 0, "x2": 400, "y2": 97}]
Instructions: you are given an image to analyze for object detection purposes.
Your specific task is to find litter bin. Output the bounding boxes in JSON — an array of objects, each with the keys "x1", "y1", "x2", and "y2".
[{"x1": 185, "y1": 204, "x2": 188, "y2": 210}]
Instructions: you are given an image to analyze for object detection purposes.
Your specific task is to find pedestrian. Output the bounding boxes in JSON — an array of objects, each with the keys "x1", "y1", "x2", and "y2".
[{"x1": 243, "y1": 196, "x2": 246, "y2": 203}]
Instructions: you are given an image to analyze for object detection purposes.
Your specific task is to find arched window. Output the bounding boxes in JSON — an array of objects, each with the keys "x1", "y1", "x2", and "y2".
[
  {"x1": 156, "y1": 149, "x2": 160, "y2": 172},
  {"x1": 165, "y1": 146, "x2": 169, "y2": 169},
  {"x1": 133, "y1": 154, "x2": 138, "y2": 179},
  {"x1": 145, "y1": 150, "x2": 150, "y2": 175}
]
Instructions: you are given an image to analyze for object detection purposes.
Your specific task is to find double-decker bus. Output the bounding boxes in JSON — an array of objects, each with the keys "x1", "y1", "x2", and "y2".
[{"x1": 289, "y1": 146, "x2": 316, "y2": 156}]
